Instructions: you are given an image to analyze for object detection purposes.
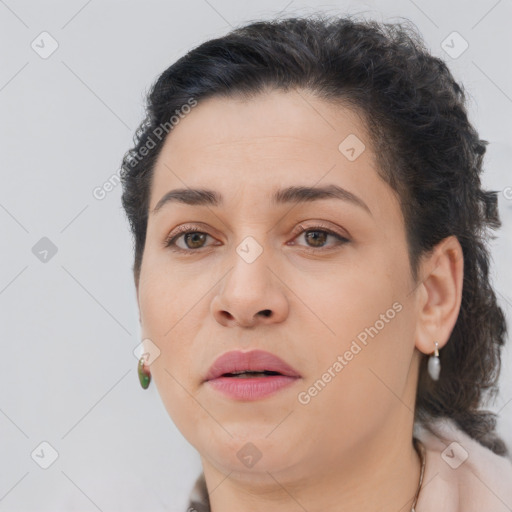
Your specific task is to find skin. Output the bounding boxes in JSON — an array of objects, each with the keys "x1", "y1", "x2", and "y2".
[{"x1": 135, "y1": 89, "x2": 464, "y2": 512}]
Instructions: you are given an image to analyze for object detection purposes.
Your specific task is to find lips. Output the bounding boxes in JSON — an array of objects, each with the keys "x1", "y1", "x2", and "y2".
[{"x1": 204, "y1": 349, "x2": 301, "y2": 382}]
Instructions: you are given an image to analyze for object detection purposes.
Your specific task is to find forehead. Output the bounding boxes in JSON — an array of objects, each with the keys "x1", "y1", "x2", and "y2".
[
  {"x1": 156, "y1": 89, "x2": 370, "y2": 161},
  {"x1": 148, "y1": 89, "x2": 390, "y2": 216}
]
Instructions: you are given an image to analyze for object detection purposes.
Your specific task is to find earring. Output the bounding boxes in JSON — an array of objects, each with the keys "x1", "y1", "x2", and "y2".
[
  {"x1": 138, "y1": 356, "x2": 151, "y2": 389},
  {"x1": 427, "y1": 341, "x2": 441, "y2": 381}
]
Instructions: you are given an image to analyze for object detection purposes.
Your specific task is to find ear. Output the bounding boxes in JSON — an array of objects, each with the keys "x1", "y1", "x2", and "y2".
[{"x1": 414, "y1": 235, "x2": 464, "y2": 355}]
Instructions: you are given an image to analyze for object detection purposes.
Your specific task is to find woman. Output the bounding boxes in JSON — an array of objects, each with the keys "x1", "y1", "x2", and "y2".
[{"x1": 120, "y1": 14, "x2": 512, "y2": 511}]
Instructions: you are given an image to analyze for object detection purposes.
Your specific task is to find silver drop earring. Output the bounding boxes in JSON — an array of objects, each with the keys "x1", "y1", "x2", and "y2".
[{"x1": 428, "y1": 341, "x2": 441, "y2": 381}]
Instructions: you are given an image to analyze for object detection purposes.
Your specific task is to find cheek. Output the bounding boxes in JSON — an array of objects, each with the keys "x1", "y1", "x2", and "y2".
[
  {"x1": 138, "y1": 251, "x2": 203, "y2": 333},
  {"x1": 296, "y1": 261, "x2": 413, "y2": 429},
  {"x1": 295, "y1": 309, "x2": 413, "y2": 452},
  {"x1": 306, "y1": 258, "x2": 396, "y2": 344},
  {"x1": 137, "y1": 267, "x2": 196, "y2": 398}
]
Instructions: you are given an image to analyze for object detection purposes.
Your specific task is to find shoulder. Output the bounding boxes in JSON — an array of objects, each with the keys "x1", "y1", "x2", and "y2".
[{"x1": 414, "y1": 417, "x2": 512, "y2": 512}]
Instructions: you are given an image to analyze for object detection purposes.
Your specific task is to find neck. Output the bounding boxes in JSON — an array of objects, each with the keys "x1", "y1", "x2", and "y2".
[{"x1": 200, "y1": 413, "x2": 422, "y2": 512}]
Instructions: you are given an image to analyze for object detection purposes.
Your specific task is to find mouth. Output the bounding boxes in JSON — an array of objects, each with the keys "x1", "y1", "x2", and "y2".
[
  {"x1": 204, "y1": 349, "x2": 301, "y2": 382},
  {"x1": 203, "y1": 349, "x2": 301, "y2": 401}
]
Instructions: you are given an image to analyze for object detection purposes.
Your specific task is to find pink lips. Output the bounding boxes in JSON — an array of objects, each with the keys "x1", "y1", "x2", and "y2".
[{"x1": 204, "y1": 349, "x2": 301, "y2": 401}]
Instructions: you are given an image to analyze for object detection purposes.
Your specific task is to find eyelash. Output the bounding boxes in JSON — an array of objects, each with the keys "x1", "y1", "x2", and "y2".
[{"x1": 162, "y1": 223, "x2": 349, "y2": 254}]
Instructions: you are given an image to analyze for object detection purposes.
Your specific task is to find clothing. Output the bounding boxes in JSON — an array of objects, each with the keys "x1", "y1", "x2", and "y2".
[
  {"x1": 185, "y1": 418, "x2": 512, "y2": 511},
  {"x1": 413, "y1": 418, "x2": 512, "y2": 511}
]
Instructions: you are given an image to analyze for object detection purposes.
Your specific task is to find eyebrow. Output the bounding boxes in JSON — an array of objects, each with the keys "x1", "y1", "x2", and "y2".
[{"x1": 151, "y1": 184, "x2": 372, "y2": 216}]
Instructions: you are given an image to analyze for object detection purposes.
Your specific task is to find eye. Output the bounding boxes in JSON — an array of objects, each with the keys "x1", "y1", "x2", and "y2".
[
  {"x1": 163, "y1": 225, "x2": 217, "y2": 252},
  {"x1": 289, "y1": 223, "x2": 349, "y2": 252},
  {"x1": 163, "y1": 223, "x2": 350, "y2": 254}
]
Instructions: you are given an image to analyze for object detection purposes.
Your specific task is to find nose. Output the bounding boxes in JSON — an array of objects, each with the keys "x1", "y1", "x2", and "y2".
[{"x1": 211, "y1": 253, "x2": 289, "y2": 329}]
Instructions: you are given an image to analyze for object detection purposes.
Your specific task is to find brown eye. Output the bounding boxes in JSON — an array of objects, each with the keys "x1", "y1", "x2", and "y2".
[
  {"x1": 303, "y1": 230, "x2": 329, "y2": 247},
  {"x1": 291, "y1": 224, "x2": 349, "y2": 251},
  {"x1": 180, "y1": 232, "x2": 208, "y2": 249},
  {"x1": 163, "y1": 226, "x2": 216, "y2": 252}
]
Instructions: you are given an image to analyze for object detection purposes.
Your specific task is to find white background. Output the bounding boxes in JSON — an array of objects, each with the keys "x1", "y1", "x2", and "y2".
[{"x1": 1, "y1": 0, "x2": 511, "y2": 510}]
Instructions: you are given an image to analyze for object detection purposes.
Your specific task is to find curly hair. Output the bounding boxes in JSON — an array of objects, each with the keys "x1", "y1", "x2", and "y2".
[{"x1": 120, "y1": 13, "x2": 509, "y2": 456}]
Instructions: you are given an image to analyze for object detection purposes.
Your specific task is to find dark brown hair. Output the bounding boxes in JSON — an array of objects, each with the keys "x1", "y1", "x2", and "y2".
[{"x1": 120, "y1": 13, "x2": 508, "y2": 455}]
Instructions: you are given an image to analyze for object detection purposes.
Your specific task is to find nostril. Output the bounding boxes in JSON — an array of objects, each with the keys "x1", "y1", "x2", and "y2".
[{"x1": 259, "y1": 309, "x2": 272, "y2": 317}]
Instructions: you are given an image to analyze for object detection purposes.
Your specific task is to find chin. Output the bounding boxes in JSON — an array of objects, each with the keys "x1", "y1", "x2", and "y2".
[{"x1": 203, "y1": 434, "x2": 302, "y2": 473}]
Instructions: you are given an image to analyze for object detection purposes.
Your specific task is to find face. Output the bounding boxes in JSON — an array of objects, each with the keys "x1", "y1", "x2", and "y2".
[{"x1": 136, "y1": 89, "x2": 423, "y2": 481}]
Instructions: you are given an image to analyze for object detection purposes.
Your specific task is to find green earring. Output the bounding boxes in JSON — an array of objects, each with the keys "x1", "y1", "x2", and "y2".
[{"x1": 138, "y1": 357, "x2": 151, "y2": 389}]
